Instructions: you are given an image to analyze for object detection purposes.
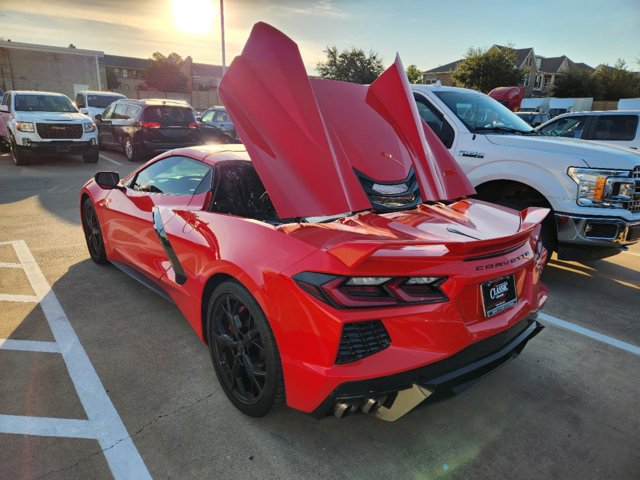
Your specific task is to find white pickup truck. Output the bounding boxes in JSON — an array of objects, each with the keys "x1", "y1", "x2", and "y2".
[
  {"x1": 0, "y1": 90, "x2": 99, "y2": 165},
  {"x1": 413, "y1": 85, "x2": 640, "y2": 260}
]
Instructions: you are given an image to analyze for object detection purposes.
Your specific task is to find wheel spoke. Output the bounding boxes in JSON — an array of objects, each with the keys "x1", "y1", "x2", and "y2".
[
  {"x1": 241, "y1": 353, "x2": 265, "y2": 393},
  {"x1": 214, "y1": 332, "x2": 237, "y2": 348}
]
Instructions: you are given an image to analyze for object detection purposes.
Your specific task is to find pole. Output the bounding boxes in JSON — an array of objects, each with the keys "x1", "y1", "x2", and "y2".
[{"x1": 220, "y1": 0, "x2": 226, "y2": 75}]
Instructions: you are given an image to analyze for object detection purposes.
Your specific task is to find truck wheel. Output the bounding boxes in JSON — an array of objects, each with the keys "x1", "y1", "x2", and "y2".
[
  {"x1": 123, "y1": 137, "x2": 141, "y2": 162},
  {"x1": 83, "y1": 150, "x2": 99, "y2": 164},
  {"x1": 11, "y1": 137, "x2": 30, "y2": 166}
]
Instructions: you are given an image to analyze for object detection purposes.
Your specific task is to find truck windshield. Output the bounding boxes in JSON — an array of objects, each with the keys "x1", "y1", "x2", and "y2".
[
  {"x1": 433, "y1": 91, "x2": 534, "y2": 134},
  {"x1": 15, "y1": 94, "x2": 77, "y2": 113},
  {"x1": 88, "y1": 95, "x2": 123, "y2": 108}
]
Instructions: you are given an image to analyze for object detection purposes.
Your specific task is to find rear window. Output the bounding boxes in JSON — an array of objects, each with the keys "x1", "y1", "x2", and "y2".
[
  {"x1": 87, "y1": 95, "x2": 124, "y2": 108},
  {"x1": 143, "y1": 106, "x2": 196, "y2": 125},
  {"x1": 591, "y1": 115, "x2": 639, "y2": 141}
]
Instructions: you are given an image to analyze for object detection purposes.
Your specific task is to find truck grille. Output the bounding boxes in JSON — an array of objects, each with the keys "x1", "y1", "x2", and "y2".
[
  {"x1": 36, "y1": 123, "x2": 83, "y2": 140},
  {"x1": 628, "y1": 167, "x2": 640, "y2": 213},
  {"x1": 336, "y1": 320, "x2": 390, "y2": 364}
]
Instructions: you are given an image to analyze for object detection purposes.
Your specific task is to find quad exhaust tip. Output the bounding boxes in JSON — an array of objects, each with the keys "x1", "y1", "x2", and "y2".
[{"x1": 332, "y1": 385, "x2": 433, "y2": 421}]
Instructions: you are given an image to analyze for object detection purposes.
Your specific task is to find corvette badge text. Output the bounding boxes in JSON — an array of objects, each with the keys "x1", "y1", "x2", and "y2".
[{"x1": 476, "y1": 251, "x2": 530, "y2": 271}]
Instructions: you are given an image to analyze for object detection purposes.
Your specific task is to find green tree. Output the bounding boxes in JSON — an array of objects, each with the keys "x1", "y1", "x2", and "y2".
[
  {"x1": 405, "y1": 64, "x2": 423, "y2": 84},
  {"x1": 317, "y1": 46, "x2": 384, "y2": 84},
  {"x1": 592, "y1": 59, "x2": 640, "y2": 100},
  {"x1": 105, "y1": 68, "x2": 121, "y2": 90},
  {"x1": 143, "y1": 52, "x2": 188, "y2": 92},
  {"x1": 551, "y1": 70, "x2": 600, "y2": 98},
  {"x1": 451, "y1": 46, "x2": 526, "y2": 93}
]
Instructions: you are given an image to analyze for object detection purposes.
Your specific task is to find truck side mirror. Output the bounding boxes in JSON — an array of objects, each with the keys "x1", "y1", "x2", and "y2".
[
  {"x1": 94, "y1": 114, "x2": 102, "y2": 122},
  {"x1": 80, "y1": 108, "x2": 89, "y2": 115},
  {"x1": 95, "y1": 171, "x2": 121, "y2": 190},
  {"x1": 0, "y1": 105, "x2": 8, "y2": 113}
]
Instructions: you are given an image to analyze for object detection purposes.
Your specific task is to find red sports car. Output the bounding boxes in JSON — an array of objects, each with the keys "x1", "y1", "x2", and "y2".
[{"x1": 80, "y1": 23, "x2": 548, "y2": 421}]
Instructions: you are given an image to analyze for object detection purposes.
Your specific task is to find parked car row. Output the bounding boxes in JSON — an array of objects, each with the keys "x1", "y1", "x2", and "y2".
[{"x1": 0, "y1": 89, "x2": 241, "y2": 165}]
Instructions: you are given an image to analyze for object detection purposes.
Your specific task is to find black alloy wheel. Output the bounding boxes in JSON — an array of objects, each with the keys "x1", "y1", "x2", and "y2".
[
  {"x1": 206, "y1": 281, "x2": 284, "y2": 417},
  {"x1": 82, "y1": 198, "x2": 108, "y2": 264},
  {"x1": 123, "y1": 137, "x2": 140, "y2": 162}
]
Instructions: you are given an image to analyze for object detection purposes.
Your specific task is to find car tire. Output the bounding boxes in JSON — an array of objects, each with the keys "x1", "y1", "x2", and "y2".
[
  {"x1": 11, "y1": 135, "x2": 30, "y2": 166},
  {"x1": 123, "y1": 136, "x2": 141, "y2": 162},
  {"x1": 206, "y1": 280, "x2": 285, "y2": 417},
  {"x1": 83, "y1": 150, "x2": 99, "y2": 164},
  {"x1": 82, "y1": 198, "x2": 108, "y2": 265}
]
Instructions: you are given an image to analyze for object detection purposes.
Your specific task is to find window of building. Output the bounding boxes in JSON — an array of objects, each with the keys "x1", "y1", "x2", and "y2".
[
  {"x1": 534, "y1": 75, "x2": 542, "y2": 89},
  {"x1": 526, "y1": 56, "x2": 532, "y2": 66},
  {"x1": 523, "y1": 73, "x2": 530, "y2": 87},
  {"x1": 122, "y1": 69, "x2": 128, "y2": 78}
]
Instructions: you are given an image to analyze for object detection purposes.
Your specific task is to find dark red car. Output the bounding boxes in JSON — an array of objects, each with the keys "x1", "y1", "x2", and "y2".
[{"x1": 80, "y1": 23, "x2": 548, "y2": 421}]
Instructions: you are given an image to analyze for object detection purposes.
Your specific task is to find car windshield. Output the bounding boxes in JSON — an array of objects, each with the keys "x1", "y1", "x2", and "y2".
[
  {"x1": 87, "y1": 95, "x2": 123, "y2": 108},
  {"x1": 433, "y1": 90, "x2": 534, "y2": 134},
  {"x1": 15, "y1": 94, "x2": 77, "y2": 112}
]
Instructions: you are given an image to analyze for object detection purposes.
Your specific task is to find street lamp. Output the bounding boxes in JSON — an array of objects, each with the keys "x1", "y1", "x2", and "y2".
[{"x1": 220, "y1": 0, "x2": 226, "y2": 74}]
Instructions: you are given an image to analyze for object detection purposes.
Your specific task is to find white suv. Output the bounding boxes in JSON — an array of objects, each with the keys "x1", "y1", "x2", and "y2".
[
  {"x1": 74, "y1": 91, "x2": 126, "y2": 120},
  {"x1": 0, "y1": 90, "x2": 99, "y2": 165}
]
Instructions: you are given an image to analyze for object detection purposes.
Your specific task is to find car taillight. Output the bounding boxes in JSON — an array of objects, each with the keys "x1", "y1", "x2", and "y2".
[
  {"x1": 188, "y1": 122, "x2": 199, "y2": 129},
  {"x1": 293, "y1": 272, "x2": 447, "y2": 309},
  {"x1": 140, "y1": 121, "x2": 161, "y2": 129}
]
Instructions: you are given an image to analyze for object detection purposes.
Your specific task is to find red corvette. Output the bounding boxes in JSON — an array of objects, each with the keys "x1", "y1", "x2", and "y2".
[{"x1": 80, "y1": 23, "x2": 548, "y2": 421}]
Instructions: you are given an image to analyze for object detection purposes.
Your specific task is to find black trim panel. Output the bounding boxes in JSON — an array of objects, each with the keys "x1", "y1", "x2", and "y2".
[
  {"x1": 311, "y1": 315, "x2": 543, "y2": 418},
  {"x1": 152, "y1": 207, "x2": 187, "y2": 285}
]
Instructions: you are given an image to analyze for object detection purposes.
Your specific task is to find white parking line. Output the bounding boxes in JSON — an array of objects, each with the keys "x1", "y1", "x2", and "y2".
[
  {"x1": 621, "y1": 250, "x2": 640, "y2": 258},
  {"x1": 0, "y1": 240, "x2": 151, "y2": 479},
  {"x1": 539, "y1": 312, "x2": 640, "y2": 356},
  {"x1": 99, "y1": 153, "x2": 123, "y2": 166},
  {"x1": 0, "y1": 293, "x2": 40, "y2": 303},
  {"x1": 0, "y1": 414, "x2": 95, "y2": 439},
  {"x1": 0, "y1": 338, "x2": 61, "y2": 353}
]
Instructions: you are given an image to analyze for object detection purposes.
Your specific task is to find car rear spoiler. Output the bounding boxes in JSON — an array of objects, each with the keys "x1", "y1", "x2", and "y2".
[{"x1": 325, "y1": 207, "x2": 549, "y2": 268}]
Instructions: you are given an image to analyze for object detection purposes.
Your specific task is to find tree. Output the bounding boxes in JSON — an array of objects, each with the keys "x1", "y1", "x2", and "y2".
[
  {"x1": 105, "y1": 68, "x2": 121, "y2": 90},
  {"x1": 405, "y1": 65, "x2": 422, "y2": 84},
  {"x1": 451, "y1": 46, "x2": 526, "y2": 93},
  {"x1": 317, "y1": 46, "x2": 384, "y2": 84},
  {"x1": 142, "y1": 52, "x2": 188, "y2": 92},
  {"x1": 592, "y1": 59, "x2": 640, "y2": 100},
  {"x1": 551, "y1": 70, "x2": 600, "y2": 98}
]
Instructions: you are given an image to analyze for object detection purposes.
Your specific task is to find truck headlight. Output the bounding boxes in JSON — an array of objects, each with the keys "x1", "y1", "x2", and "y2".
[
  {"x1": 84, "y1": 123, "x2": 96, "y2": 133},
  {"x1": 16, "y1": 121, "x2": 35, "y2": 132},
  {"x1": 567, "y1": 167, "x2": 635, "y2": 208}
]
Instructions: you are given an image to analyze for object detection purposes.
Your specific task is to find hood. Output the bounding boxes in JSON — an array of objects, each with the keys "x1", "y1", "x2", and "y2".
[
  {"x1": 16, "y1": 111, "x2": 89, "y2": 123},
  {"x1": 486, "y1": 134, "x2": 640, "y2": 169},
  {"x1": 218, "y1": 22, "x2": 474, "y2": 219}
]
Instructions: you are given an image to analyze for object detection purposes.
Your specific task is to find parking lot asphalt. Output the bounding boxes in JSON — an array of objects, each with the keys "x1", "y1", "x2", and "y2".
[{"x1": 0, "y1": 150, "x2": 639, "y2": 480}]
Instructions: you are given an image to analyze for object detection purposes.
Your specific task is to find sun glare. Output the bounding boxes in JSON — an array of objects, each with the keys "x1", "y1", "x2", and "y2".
[{"x1": 173, "y1": 0, "x2": 217, "y2": 35}]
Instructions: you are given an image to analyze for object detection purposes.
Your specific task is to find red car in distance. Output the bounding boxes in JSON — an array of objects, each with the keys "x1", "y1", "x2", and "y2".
[{"x1": 80, "y1": 23, "x2": 548, "y2": 421}]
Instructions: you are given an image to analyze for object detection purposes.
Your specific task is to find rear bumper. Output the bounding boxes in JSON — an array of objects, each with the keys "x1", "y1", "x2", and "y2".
[
  {"x1": 141, "y1": 140, "x2": 200, "y2": 154},
  {"x1": 311, "y1": 314, "x2": 543, "y2": 419},
  {"x1": 555, "y1": 212, "x2": 640, "y2": 260}
]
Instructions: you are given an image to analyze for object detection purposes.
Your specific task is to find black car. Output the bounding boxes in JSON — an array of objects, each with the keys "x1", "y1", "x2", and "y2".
[
  {"x1": 95, "y1": 99, "x2": 201, "y2": 161},
  {"x1": 198, "y1": 106, "x2": 240, "y2": 144}
]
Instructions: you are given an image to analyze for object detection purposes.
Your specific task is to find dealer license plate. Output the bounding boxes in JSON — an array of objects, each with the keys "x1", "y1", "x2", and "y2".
[{"x1": 481, "y1": 274, "x2": 517, "y2": 318}]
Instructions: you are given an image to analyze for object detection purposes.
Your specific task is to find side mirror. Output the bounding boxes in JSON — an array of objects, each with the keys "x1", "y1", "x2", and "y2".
[
  {"x1": 80, "y1": 108, "x2": 89, "y2": 114},
  {"x1": 94, "y1": 114, "x2": 102, "y2": 122},
  {"x1": 95, "y1": 171, "x2": 120, "y2": 190},
  {"x1": 0, "y1": 105, "x2": 8, "y2": 113},
  {"x1": 195, "y1": 115, "x2": 202, "y2": 122}
]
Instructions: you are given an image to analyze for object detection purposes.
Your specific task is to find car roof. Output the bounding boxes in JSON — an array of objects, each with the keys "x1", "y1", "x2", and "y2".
[
  {"x1": 10, "y1": 90, "x2": 69, "y2": 97},
  {"x1": 117, "y1": 98, "x2": 193, "y2": 107},
  {"x1": 550, "y1": 110, "x2": 640, "y2": 120},
  {"x1": 163, "y1": 144, "x2": 249, "y2": 166},
  {"x1": 412, "y1": 85, "x2": 483, "y2": 96},
  {"x1": 80, "y1": 91, "x2": 125, "y2": 96}
]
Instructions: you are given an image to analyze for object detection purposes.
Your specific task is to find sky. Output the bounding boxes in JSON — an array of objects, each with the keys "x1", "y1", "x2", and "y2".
[{"x1": 0, "y1": 0, "x2": 639, "y2": 74}]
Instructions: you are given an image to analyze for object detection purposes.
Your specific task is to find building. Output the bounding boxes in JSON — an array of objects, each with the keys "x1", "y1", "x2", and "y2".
[
  {"x1": 422, "y1": 45, "x2": 592, "y2": 97},
  {"x1": 0, "y1": 40, "x2": 107, "y2": 98},
  {"x1": 103, "y1": 54, "x2": 150, "y2": 94}
]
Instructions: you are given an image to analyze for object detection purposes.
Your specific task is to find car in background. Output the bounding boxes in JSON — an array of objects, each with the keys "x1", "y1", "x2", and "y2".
[
  {"x1": 75, "y1": 91, "x2": 126, "y2": 120},
  {"x1": 198, "y1": 106, "x2": 240, "y2": 144},
  {"x1": 95, "y1": 98, "x2": 201, "y2": 161},
  {"x1": 536, "y1": 111, "x2": 640, "y2": 149},
  {"x1": 515, "y1": 111, "x2": 551, "y2": 128},
  {"x1": 0, "y1": 90, "x2": 99, "y2": 165}
]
